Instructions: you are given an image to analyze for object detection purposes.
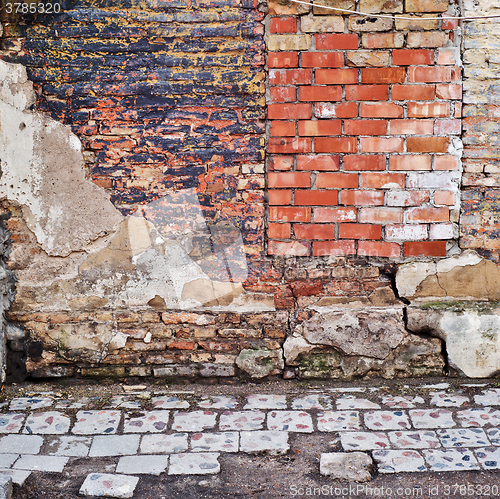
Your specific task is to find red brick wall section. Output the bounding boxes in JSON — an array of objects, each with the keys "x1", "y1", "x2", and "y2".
[{"x1": 266, "y1": 0, "x2": 462, "y2": 259}]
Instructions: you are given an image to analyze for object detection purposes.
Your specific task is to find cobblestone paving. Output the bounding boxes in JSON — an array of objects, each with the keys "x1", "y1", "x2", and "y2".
[{"x1": 2, "y1": 382, "x2": 500, "y2": 497}]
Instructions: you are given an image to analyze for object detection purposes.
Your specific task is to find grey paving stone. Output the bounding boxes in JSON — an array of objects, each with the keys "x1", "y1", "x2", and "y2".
[
  {"x1": 72, "y1": 411, "x2": 121, "y2": 435},
  {"x1": 388, "y1": 430, "x2": 441, "y2": 449},
  {"x1": 140, "y1": 434, "x2": 188, "y2": 454},
  {"x1": 0, "y1": 435, "x2": 43, "y2": 455},
  {"x1": 23, "y1": 411, "x2": 71, "y2": 434},
  {"x1": 317, "y1": 411, "x2": 360, "y2": 431},
  {"x1": 0, "y1": 415, "x2": 25, "y2": 434},
  {"x1": 0, "y1": 455, "x2": 17, "y2": 468},
  {"x1": 45, "y1": 436, "x2": 92, "y2": 457},
  {"x1": 13, "y1": 455, "x2": 68, "y2": 472},
  {"x1": 168, "y1": 453, "x2": 220, "y2": 475},
  {"x1": 291, "y1": 395, "x2": 331, "y2": 410},
  {"x1": 340, "y1": 432, "x2": 390, "y2": 451},
  {"x1": 172, "y1": 411, "x2": 216, "y2": 432},
  {"x1": 267, "y1": 411, "x2": 313, "y2": 432},
  {"x1": 89, "y1": 435, "x2": 140, "y2": 457},
  {"x1": 240, "y1": 431, "x2": 289, "y2": 455},
  {"x1": 9, "y1": 398, "x2": 52, "y2": 412},
  {"x1": 364, "y1": 410, "x2": 410, "y2": 430},
  {"x1": 190, "y1": 432, "x2": 238, "y2": 452},
  {"x1": 409, "y1": 409, "x2": 455, "y2": 429},
  {"x1": 0, "y1": 475, "x2": 12, "y2": 499},
  {"x1": 0, "y1": 470, "x2": 31, "y2": 486},
  {"x1": 437, "y1": 428, "x2": 490, "y2": 448},
  {"x1": 373, "y1": 449, "x2": 426, "y2": 473},
  {"x1": 243, "y1": 395, "x2": 286, "y2": 410},
  {"x1": 320, "y1": 452, "x2": 372, "y2": 482},
  {"x1": 116, "y1": 455, "x2": 169, "y2": 475},
  {"x1": 152, "y1": 396, "x2": 189, "y2": 409},
  {"x1": 475, "y1": 447, "x2": 500, "y2": 469},
  {"x1": 123, "y1": 411, "x2": 170, "y2": 433},
  {"x1": 424, "y1": 448, "x2": 480, "y2": 471},
  {"x1": 219, "y1": 411, "x2": 265, "y2": 431},
  {"x1": 80, "y1": 473, "x2": 139, "y2": 498}
]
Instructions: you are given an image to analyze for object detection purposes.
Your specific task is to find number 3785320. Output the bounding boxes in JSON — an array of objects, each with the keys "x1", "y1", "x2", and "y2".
[{"x1": 4, "y1": 2, "x2": 61, "y2": 13}]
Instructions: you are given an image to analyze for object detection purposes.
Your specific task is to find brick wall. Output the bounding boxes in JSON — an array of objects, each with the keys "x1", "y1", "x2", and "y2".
[{"x1": 266, "y1": 0, "x2": 462, "y2": 259}]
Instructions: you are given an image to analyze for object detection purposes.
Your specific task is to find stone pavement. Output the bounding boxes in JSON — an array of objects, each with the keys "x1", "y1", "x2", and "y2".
[{"x1": 1, "y1": 379, "x2": 500, "y2": 498}]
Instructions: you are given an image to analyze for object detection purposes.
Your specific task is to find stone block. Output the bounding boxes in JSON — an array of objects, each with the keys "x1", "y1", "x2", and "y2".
[
  {"x1": 80, "y1": 473, "x2": 139, "y2": 498},
  {"x1": 320, "y1": 452, "x2": 373, "y2": 481},
  {"x1": 236, "y1": 348, "x2": 284, "y2": 378},
  {"x1": 267, "y1": 35, "x2": 311, "y2": 51},
  {"x1": 300, "y1": 16, "x2": 344, "y2": 33}
]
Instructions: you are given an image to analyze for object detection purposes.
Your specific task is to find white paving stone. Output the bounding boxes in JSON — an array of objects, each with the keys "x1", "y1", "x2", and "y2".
[
  {"x1": 172, "y1": 411, "x2": 216, "y2": 432},
  {"x1": 140, "y1": 434, "x2": 188, "y2": 454},
  {"x1": 456, "y1": 408, "x2": 500, "y2": 427},
  {"x1": 198, "y1": 396, "x2": 238, "y2": 410},
  {"x1": 423, "y1": 448, "x2": 480, "y2": 471},
  {"x1": 430, "y1": 391, "x2": 469, "y2": 407},
  {"x1": 475, "y1": 389, "x2": 500, "y2": 406},
  {"x1": 388, "y1": 430, "x2": 441, "y2": 449},
  {"x1": 152, "y1": 396, "x2": 190, "y2": 409},
  {"x1": 0, "y1": 455, "x2": 17, "y2": 468},
  {"x1": 14, "y1": 455, "x2": 68, "y2": 472},
  {"x1": 80, "y1": 473, "x2": 139, "y2": 498},
  {"x1": 123, "y1": 411, "x2": 170, "y2": 433},
  {"x1": 240, "y1": 431, "x2": 289, "y2": 455},
  {"x1": 0, "y1": 469, "x2": 31, "y2": 486},
  {"x1": 89, "y1": 435, "x2": 140, "y2": 457},
  {"x1": 291, "y1": 395, "x2": 332, "y2": 410},
  {"x1": 0, "y1": 435, "x2": 43, "y2": 454},
  {"x1": 340, "y1": 431, "x2": 390, "y2": 451},
  {"x1": 0, "y1": 414, "x2": 24, "y2": 434},
  {"x1": 168, "y1": 452, "x2": 220, "y2": 475},
  {"x1": 46, "y1": 436, "x2": 92, "y2": 457},
  {"x1": 317, "y1": 411, "x2": 360, "y2": 432},
  {"x1": 72, "y1": 411, "x2": 121, "y2": 435},
  {"x1": 364, "y1": 410, "x2": 410, "y2": 430},
  {"x1": 23, "y1": 411, "x2": 71, "y2": 434},
  {"x1": 373, "y1": 450, "x2": 426, "y2": 473},
  {"x1": 190, "y1": 432, "x2": 238, "y2": 452},
  {"x1": 219, "y1": 411, "x2": 265, "y2": 431},
  {"x1": 267, "y1": 411, "x2": 313, "y2": 432},
  {"x1": 437, "y1": 428, "x2": 490, "y2": 448},
  {"x1": 381, "y1": 396, "x2": 425, "y2": 409},
  {"x1": 9, "y1": 398, "x2": 52, "y2": 411},
  {"x1": 116, "y1": 455, "x2": 169, "y2": 475},
  {"x1": 107, "y1": 396, "x2": 142, "y2": 409},
  {"x1": 336, "y1": 396, "x2": 380, "y2": 410},
  {"x1": 475, "y1": 447, "x2": 500, "y2": 469},
  {"x1": 409, "y1": 409, "x2": 455, "y2": 429},
  {"x1": 243, "y1": 394, "x2": 287, "y2": 410},
  {"x1": 486, "y1": 428, "x2": 500, "y2": 445}
]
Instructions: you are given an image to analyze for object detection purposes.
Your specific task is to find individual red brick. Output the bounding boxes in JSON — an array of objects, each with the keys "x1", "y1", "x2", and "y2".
[
  {"x1": 270, "y1": 156, "x2": 293, "y2": 171},
  {"x1": 407, "y1": 137, "x2": 449, "y2": 153},
  {"x1": 434, "y1": 155, "x2": 459, "y2": 170},
  {"x1": 270, "y1": 17, "x2": 297, "y2": 33},
  {"x1": 298, "y1": 120, "x2": 341, "y2": 136},
  {"x1": 316, "y1": 33, "x2": 359, "y2": 50},
  {"x1": 299, "y1": 86, "x2": 342, "y2": 102},
  {"x1": 408, "y1": 67, "x2": 452, "y2": 83},
  {"x1": 434, "y1": 190, "x2": 455, "y2": 205},
  {"x1": 295, "y1": 190, "x2": 338, "y2": 206},
  {"x1": 268, "y1": 241, "x2": 311, "y2": 256},
  {"x1": 344, "y1": 120, "x2": 387, "y2": 135},
  {"x1": 345, "y1": 85, "x2": 389, "y2": 101},
  {"x1": 390, "y1": 119, "x2": 433, "y2": 135},
  {"x1": 360, "y1": 172, "x2": 405, "y2": 188},
  {"x1": 392, "y1": 49, "x2": 435, "y2": 66},
  {"x1": 313, "y1": 240, "x2": 356, "y2": 256},
  {"x1": 360, "y1": 137, "x2": 404, "y2": 153},
  {"x1": 442, "y1": 16, "x2": 459, "y2": 30},
  {"x1": 340, "y1": 190, "x2": 384, "y2": 206},
  {"x1": 269, "y1": 190, "x2": 293, "y2": 205},
  {"x1": 297, "y1": 155, "x2": 340, "y2": 171},
  {"x1": 270, "y1": 121, "x2": 295, "y2": 136},
  {"x1": 270, "y1": 69, "x2": 312, "y2": 85},
  {"x1": 268, "y1": 52, "x2": 299, "y2": 68},
  {"x1": 315, "y1": 102, "x2": 359, "y2": 118},
  {"x1": 168, "y1": 341, "x2": 195, "y2": 350},
  {"x1": 269, "y1": 137, "x2": 312, "y2": 154},
  {"x1": 316, "y1": 68, "x2": 359, "y2": 85},
  {"x1": 268, "y1": 223, "x2": 291, "y2": 238},
  {"x1": 360, "y1": 207, "x2": 403, "y2": 223},
  {"x1": 343, "y1": 155, "x2": 386, "y2": 171},
  {"x1": 314, "y1": 207, "x2": 357, "y2": 222},
  {"x1": 436, "y1": 83, "x2": 462, "y2": 99},
  {"x1": 268, "y1": 172, "x2": 311, "y2": 188},
  {"x1": 339, "y1": 223, "x2": 382, "y2": 239},
  {"x1": 434, "y1": 119, "x2": 461, "y2": 135},
  {"x1": 358, "y1": 240, "x2": 401, "y2": 257},
  {"x1": 454, "y1": 102, "x2": 462, "y2": 118},
  {"x1": 269, "y1": 206, "x2": 311, "y2": 222},
  {"x1": 406, "y1": 206, "x2": 449, "y2": 222},
  {"x1": 389, "y1": 155, "x2": 432, "y2": 170},
  {"x1": 270, "y1": 87, "x2": 296, "y2": 102},
  {"x1": 302, "y1": 52, "x2": 344, "y2": 68},
  {"x1": 437, "y1": 48, "x2": 457, "y2": 65},
  {"x1": 386, "y1": 190, "x2": 430, "y2": 206},
  {"x1": 315, "y1": 137, "x2": 357, "y2": 153},
  {"x1": 407, "y1": 102, "x2": 450, "y2": 118},
  {"x1": 269, "y1": 103, "x2": 311, "y2": 120},
  {"x1": 361, "y1": 68, "x2": 405, "y2": 84},
  {"x1": 360, "y1": 103, "x2": 404, "y2": 118},
  {"x1": 317, "y1": 172, "x2": 359, "y2": 188},
  {"x1": 392, "y1": 84, "x2": 435, "y2": 100},
  {"x1": 294, "y1": 224, "x2": 335, "y2": 239},
  {"x1": 403, "y1": 241, "x2": 447, "y2": 257}
]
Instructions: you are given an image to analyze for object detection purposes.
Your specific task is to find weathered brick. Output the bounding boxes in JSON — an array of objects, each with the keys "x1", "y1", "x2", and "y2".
[
  {"x1": 392, "y1": 84, "x2": 435, "y2": 101},
  {"x1": 301, "y1": 16, "x2": 344, "y2": 33},
  {"x1": 270, "y1": 121, "x2": 295, "y2": 136},
  {"x1": 316, "y1": 68, "x2": 359, "y2": 84},
  {"x1": 395, "y1": 15, "x2": 439, "y2": 30},
  {"x1": 269, "y1": 172, "x2": 311, "y2": 188},
  {"x1": 436, "y1": 84, "x2": 462, "y2": 100},
  {"x1": 270, "y1": 17, "x2": 297, "y2": 33},
  {"x1": 343, "y1": 155, "x2": 386, "y2": 170},
  {"x1": 301, "y1": 52, "x2": 344, "y2": 68},
  {"x1": 405, "y1": 0, "x2": 448, "y2": 12},
  {"x1": 267, "y1": 34, "x2": 311, "y2": 51},
  {"x1": 340, "y1": 190, "x2": 384, "y2": 206},
  {"x1": 390, "y1": 119, "x2": 433, "y2": 135},
  {"x1": 407, "y1": 102, "x2": 450, "y2": 118},
  {"x1": 314, "y1": 207, "x2": 357, "y2": 222},
  {"x1": 386, "y1": 190, "x2": 431, "y2": 206},
  {"x1": 358, "y1": 240, "x2": 401, "y2": 257},
  {"x1": 349, "y1": 16, "x2": 393, "y2": 32},
  {"x1": 389, "y1": 155, "x2": 432, "y2": 171},
  {"x1": 315, "y1": 102, "x2": 359, "y2": 118},
  {"x1": 316, "y1": 33, "x2": 359, "y2": 50},
  {"x1": 360, "y1": 172, "x2": 405, "y2": 188},
  {"x1": 268, "y1": 52, "x2": 299, "y2": 68},
  {"x1": 360, "y1": 102, "x2": 404, "y2": 118},
  {"x1": 270, "y1": 69, "x2": 312, "y2": 85},
  {"x1": 406, "y1": 206, "x2": 449, "y2": 222},
  {"x1": 269, "y1": 103, "x2": 312, "y2": 120},
  {"x1": 385, "y1": 224, "x2": 428, "y2": 241},
  {"x1": 362, "y1": 33, "x2": 404, "y2": 48},
  {"x1": 269, "y1": 137, "x2": 312, "y2": 154},
  {"x1": 269, "y1": 241, "x2": 311, "y2": 256},
  {"x1": 315, "y1": 137, "x2": 357, "y2": 153},
  {"x1": 298, "y1": 120, "x2": 342, "y2": 136},
  {"x1": 360, "y1": 207, "x2": 403, "y2": 223},
  {"x1": 407, "y1": 136, "x2": 449, "y2": 153},
  {"x1": 268, "y1": 223, "x2": 291, "y2": 239},
  {"x1": 360, "y1": 137, "x2": 404, "y2": 153},
  {"x1": 269, "y1": 206, "x2": 312, "y2": 222},
  {"x1": 434, "y1": 190, "x2": 456, "y2": 206},
  {"x1": 313, "y1": 0, "x2": 355, "y2": 14},
  {"x1": 392, "y1": 49, "x2": 435, "y2": 66},
  {"x1": 268, "y1": 190, "x2": 293, "y2": 205},
  {"x1": 434, "y1": 155, "x2": 459, "y2": 170},
  {"x1": 295, "y1": 190, "x2": 338, "y2": 205},
  {"x1": 344, "y1": 119, "x2": 388, "y2": 135},
  {"x1": 299, "y1": 86, "x2": 342, "y2": 101},
  {"x1": 403, "y1": 241, "x2": 447, "y2": 257},
  {"x1": 345, "y1": 85, "x2": 388, "y2": 101},
  {"x1": 294, "y1": 223, "x2": 336, "y2": 239},
  {"x1": 409, "y1": 67, "x2": 452, "y2": 83},
  {"x1": 297, "y1": 155, "x2": 340, "y2": 171},
  {"x1": 270, "y1": 87, "x2": 296, "y2": 102},
  {"x1": 360, "y1": 0, "x2": 402, "y2": 13},
  {"x1": 347, "y1": 51, "x2": 391, "y2": 67},
  {"x1": 313, "y1": 240, "x2": 356, "y2": 256},
  {"x1": 407, "y1": 31, "x2": 448, "y2": 48},
  {"x1": 270, "y1": 156, "x2": 294, "y2": 170}
]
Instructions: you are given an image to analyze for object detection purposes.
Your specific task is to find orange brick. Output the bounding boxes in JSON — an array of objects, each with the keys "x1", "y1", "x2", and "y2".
[
  {"x1": 339, "y1": 223, "x2": 382, "y2": 239},
  {"x1": 315, "y1": 102, "x2": 359, "y2": 118},
  {"x1": 268, "y1": 172, "x2": 311, "y2": 188},
  {"x1": 390, "y1": 119, "x2": 433, "y2": 135},
  {"x1": 270, "y1": 87, "x2": 296, "y2": 102},
  {"x1": 270, "y1": 121, "x2": 295, "y2": 136},
  {"x1": 268, "y1": 241, "x2": 311, "y2": 256},
  {"x1": 392, "y1": 84, "x2": 435, "y2": 101},
  {"x1": 345, "y1": 85, "x2": 388, "y2": 101},
  {"x1": 392, "y1": 49, "x2": 435, "y2": 65},
  {"x1": 361, "y1": 68, "x2": 405, "y2": 84},
  {"x1": 403, "y1": 241, "x2": 447, "y2": 257},
  {"x1": 344, "y1": 120, "x2": 387, "y2": 135},
  {"x1": 313, "y1": 240, "x2": 356, "y2": 256},
  {"x1": 269, "y1": 137, "x2": 312, "y2": 154},
  {"x1": 360, "y1": 207, "x2": 403, "y2": 223},
  {"x1": 294, "y1": 224, "x2": 335, "y2": 239},
  {"x1": 358, "y1": 240, "x2": 401, "y2": 257},
  {"x1": 316, "y1": 33, "x2": 359, "y2": 50},
  {"x1": 301, "y1": 52, "x2": 344, "y2": 68},
  {"x1": 270, "y1": 156, "x2": 293, "y2": 171},
  {"x1": 268, "y1": 52, "x2": 299, "y2": 68},
  {"x1": 343, "y1": 155, "x2": 386, "y2": 171},
  {"x1": 360, "y1": 172, "x2": 405, "y2": 188},
  {"x1": 269, "y1": 190, "x2": 293, "y2": 205},
  {"x1": 297, "y1": 155, "x2": 340, "y2": 171},
  {"x1": 360, "y1": 137, "x2": 404, "y2": 153},
  {"x1": 434, "y1": 155, "x2": 459, "y2": 170},
  {"x1": 269, "y1": 103, "x2": 311, "y2": 120},
  {"x1": 315, "y1": 137, "x2": 357, "y2": 153},
  {"x1": 436, "y1": 83, "x2": 462, "y2": 99},
  {"x1": 407, "y1": 137, "x2": 449, "y2": 153},
  {"x1": 340, "y1": 190, "x2": 384, "y2": 205},
  {"x1": 295, "y1": 190, "x2": 338, "y2": 205},
  {"x1": 270, "y1": 17, "x2": 297, "y2": 33},
  {"x1": 317, "y1": 173, "x2": 359, "y2": 188},
  {"x1": 389, "y1": 155, "x2": 432, "y2": 171},
  {"x1": 298, "y1": 120, "x2": 341, "y2": 136},
  {"x1": 316, "y1": 68, "x2": 358, "y2": 85},
  {"x1": 269, "y1": 206, "x2": 311, "y2": 222},
  {"x1": 408, "y1": 67, "x2": 452, "y2": 83},
  {"x1": 299, "y1": 86, "x2": 342, "y2": 101},
  {"x1": 406, "y1": 206, "x2": 449, "y2": 222},
  {"x1": 407, "y1": 102, "x2": 450, "y2": 118},
  {"x1": 268, "y1": 223, "x2": 291, "y2": 238},
  {"x1": 270, "y1": 69, "x2": 312, "y2": 85},
  {"x1": 314, "y1": 207, "x2": 357, "y2": 222},
  {"x1": 360, "y1": 102, "x2": 404, "y2": 118},
  {"x1": 434, "y1": 190, "x2": 455, "y2": 205}
]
